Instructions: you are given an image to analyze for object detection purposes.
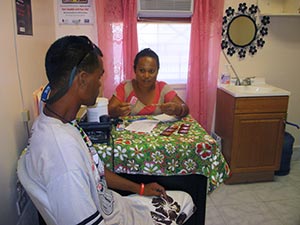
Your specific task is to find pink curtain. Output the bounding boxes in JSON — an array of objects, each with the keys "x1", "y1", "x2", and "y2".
[
  {"x1": 186, "y1": 0, "x2": 224, "y2": 132},
  {"x1": 95, "y1": 0, "x2": 138, "y2": 98}
]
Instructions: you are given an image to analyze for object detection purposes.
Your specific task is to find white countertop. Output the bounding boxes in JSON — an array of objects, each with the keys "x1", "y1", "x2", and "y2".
[{"x1": 218, "y1": 83, "x2": 291, "y2": 97}]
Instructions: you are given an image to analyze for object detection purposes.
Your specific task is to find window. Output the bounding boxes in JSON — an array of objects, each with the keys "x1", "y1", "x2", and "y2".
[{"x1": 137, "y1": 23, "x2": 191, "y2": 84}]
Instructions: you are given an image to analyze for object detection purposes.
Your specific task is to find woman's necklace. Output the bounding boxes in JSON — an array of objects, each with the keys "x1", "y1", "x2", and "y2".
[{"x1": 44, "y1": 104, "x2": 71, "y2": 124}]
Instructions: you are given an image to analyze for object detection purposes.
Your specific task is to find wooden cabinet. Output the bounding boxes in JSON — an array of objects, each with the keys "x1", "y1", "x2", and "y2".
[{"x1": 215, "y1": 88, "x2": 289, "y2": 184}]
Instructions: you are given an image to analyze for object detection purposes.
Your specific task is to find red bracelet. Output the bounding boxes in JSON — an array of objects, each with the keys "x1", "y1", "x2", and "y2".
[{"x1": 139, "y1": 183, "x2": 145, "y2": 195}]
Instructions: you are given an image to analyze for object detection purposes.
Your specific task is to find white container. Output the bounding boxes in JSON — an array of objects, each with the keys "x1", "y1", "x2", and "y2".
[
  {"x1": 220, "y1": 64, "x2": 231, "y2": 84},
  {"x1": 87, "y1": 97, "x2": 108, "y2": 122}
]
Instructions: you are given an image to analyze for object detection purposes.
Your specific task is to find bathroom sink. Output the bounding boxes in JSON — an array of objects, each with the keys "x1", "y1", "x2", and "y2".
[{"x1": 218, "y1": 84, "x2": 290, "y2": 97}]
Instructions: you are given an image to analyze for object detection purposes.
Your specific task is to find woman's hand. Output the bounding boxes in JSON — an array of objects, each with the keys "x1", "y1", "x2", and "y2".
[
  {"x1": 117, "y1": 102, "x2": 131, "y2": 116},
  {"x1": 160, "y1": 102, "x2": 181, "y2": 116},
  {"x1": 108, "y1": 96, "x2": 131, "y2": 117},
  {"x1": 144, "y1": 182, "x2": 167, "y2": 198}
]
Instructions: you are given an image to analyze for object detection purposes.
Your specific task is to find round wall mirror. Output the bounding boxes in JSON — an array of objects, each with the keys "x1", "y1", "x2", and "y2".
[
  {"x1": 221, "y1": 3, "x2": 270, "y2": 59},
  {"x1": 228, "y1": 15, "x2": 257, "y2": 47}
]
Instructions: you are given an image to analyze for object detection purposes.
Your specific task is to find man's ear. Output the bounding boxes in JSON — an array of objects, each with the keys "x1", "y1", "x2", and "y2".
[{"x1": 77, "y1": 71, "x2": 88, "y2": 88}]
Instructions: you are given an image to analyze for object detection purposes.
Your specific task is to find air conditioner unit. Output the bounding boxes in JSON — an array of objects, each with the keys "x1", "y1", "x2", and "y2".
[{"x1": 137, "y1": 0, "x2": 194, "y2": 18}]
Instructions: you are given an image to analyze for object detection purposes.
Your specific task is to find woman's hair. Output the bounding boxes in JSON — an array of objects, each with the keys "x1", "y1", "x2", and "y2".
[
  {"x1": 45, "y1": 35, "x2": 103, "y2": 89},
  {"x1": 133, "y1": 48, "x2": 160, "y2": 71}
]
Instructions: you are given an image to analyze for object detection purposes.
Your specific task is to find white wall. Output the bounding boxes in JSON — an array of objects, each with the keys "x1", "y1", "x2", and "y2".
[
  {"x1": 219, "y1": 0, "x2": 300, "y2": 147},
  {"x1": 0, "y1": 0, "x2": 55, "y2": 224},
  {"x1": 0, "y1": 2, "x2": 26, "y2": 224}
]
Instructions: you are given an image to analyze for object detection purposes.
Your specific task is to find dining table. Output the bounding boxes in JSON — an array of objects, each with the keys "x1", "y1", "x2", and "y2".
[{"x1": 93, "y1": 114, "x2": 230, "y2": 225}]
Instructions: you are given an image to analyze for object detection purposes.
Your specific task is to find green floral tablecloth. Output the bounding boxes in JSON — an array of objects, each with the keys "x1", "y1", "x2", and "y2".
[{"x1": 94, "y1": 115, "x2": 230, "y2": 192}]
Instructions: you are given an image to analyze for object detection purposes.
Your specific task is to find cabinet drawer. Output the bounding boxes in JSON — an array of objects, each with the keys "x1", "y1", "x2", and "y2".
[{"x1": 235, "y1": 96, "x2": 289, "y2": 114}]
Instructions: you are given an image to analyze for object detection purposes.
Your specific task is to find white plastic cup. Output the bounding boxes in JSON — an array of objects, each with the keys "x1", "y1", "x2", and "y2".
[{"x1": 87, "y1": 97, "x2": 108, "y2": 122}]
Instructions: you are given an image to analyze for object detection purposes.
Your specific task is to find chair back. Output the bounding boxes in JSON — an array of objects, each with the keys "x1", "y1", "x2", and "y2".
[{"x1": 17, "y1": 152, "x2": 57, "y2": 225}]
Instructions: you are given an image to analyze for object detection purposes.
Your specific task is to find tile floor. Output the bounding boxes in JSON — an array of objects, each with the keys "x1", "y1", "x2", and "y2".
[{"x1": 205, "y1": 149, "x2": 300, "y2": 225}]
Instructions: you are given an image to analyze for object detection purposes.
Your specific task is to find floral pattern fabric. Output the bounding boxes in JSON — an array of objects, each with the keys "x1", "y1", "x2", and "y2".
[
  {"x1": 151, "y1": 194, "x2": 192, "y2": 225},
  {"x1": 94, "y1": 115, "x2": 230, "y2": 192}
]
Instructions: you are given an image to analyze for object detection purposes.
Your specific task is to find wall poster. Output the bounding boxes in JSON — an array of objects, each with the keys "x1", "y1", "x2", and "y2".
[
  {"x1": 58, "y1": 0, "x2": 94, "y2": 25},
  {"x1": 16, "y1": 0, "x2": 33, "y2": 35}
]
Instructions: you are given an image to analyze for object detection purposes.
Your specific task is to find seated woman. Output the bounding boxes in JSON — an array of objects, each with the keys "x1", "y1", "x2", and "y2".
[{"x1": 108, "y1": 48, "x2": 189, "y2": 118}]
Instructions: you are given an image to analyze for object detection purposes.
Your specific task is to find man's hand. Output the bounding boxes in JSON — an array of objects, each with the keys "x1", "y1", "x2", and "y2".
[{"x1": 144, "y1": 182, "x2": 167, "y2": 198}]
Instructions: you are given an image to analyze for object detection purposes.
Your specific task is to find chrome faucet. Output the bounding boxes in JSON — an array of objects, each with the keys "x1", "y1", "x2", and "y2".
[
  {"x1": 235, "y1": 77, "x2": 241, "y2": 86},
  {"x1": 241, "y1": 77, "x2": 251, "y2": 86},
  {"x1": 240, "y1": 77, "x2": 255, "y2": 86}
]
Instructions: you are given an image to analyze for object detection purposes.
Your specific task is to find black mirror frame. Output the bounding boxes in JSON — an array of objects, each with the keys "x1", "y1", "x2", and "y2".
[
  {"x1": 221, "y1": 2, "x2": 270, "y2": 59},
  {"x1": 227, "y1": 15, "x2": 257, "y2": 48}
]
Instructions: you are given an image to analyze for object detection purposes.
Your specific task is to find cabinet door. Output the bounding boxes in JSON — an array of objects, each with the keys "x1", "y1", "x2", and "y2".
[{"x1": 231, "y1": 113, "x2": 285, "y2": 173}]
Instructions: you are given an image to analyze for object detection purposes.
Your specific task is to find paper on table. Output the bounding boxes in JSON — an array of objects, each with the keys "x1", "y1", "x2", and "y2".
[
  {"x1": 153, "y1": 113, "x2": 178, "y2": 122},
  {"x1": 125, "y1": 120, "x2": 159, "y2": 133}
]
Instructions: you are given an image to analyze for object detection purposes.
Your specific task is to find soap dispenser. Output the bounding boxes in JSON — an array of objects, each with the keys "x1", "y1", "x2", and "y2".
[{"x1": 220, "y1": 64, "x2": 231, "y2": 84}]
